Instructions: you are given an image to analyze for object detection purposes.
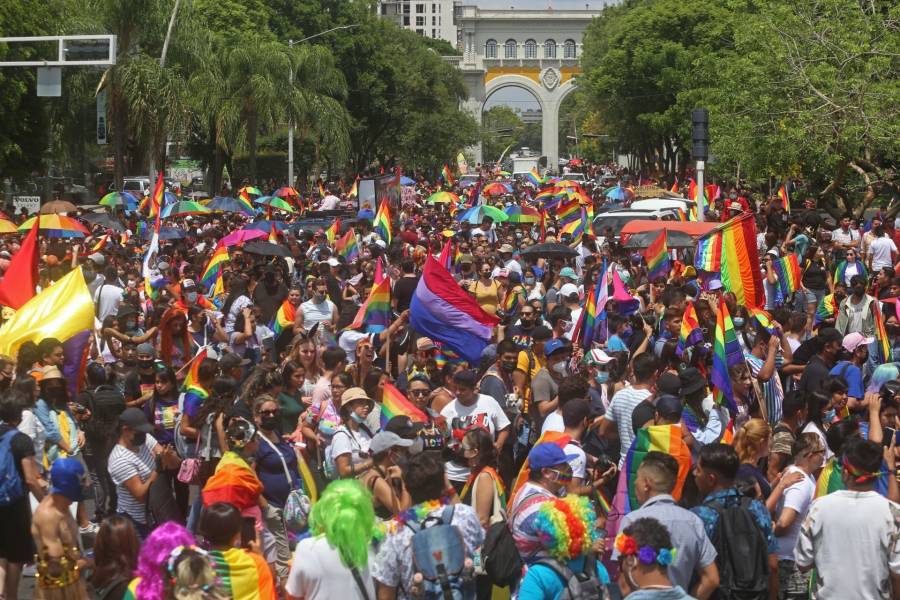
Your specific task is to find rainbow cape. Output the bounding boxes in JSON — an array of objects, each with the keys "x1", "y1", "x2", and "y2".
[
  {"x1": 814, "y1": 293, "x2": 839, "y2": 326},
  {"x1": 777, "y1": 184, "x2": 790, "y2": 212},
  {"x1": 334, "y1": 228, "x2": 359, "y2": 262},
  {"x1": 325, "y1": 218, "x2": 340, "y2": 244},
  {"x1": 442, "y1": 164, "x2": 456, "y2": 187},
  {"x1": 200, "y1": 245, "x2": 229, "y2": 289},
  {"x1": 712, "y1": 302, "x2": 743, "y2": 414},
  {"x1": 772, "y1": 253, "x2": 802, "y2": 297},
  {"x1": 833, "y1": 260, "x2": 867, "y2": 286},
  {"x1": 202, "y1": 451, "x2": 263, "y2": 511},
  {"x1": 676, "y1": 301, "x2": 704, "y2": 358},
  {"x1": 374, "y1": 198, "x2": 392, "y2": 244},
  {"x1": 695, "y1": 213, "x2": 764, "y2": 307},
  {"x1": 347, "y1": 276, "x2": 391, "y2": 333},
  {"x1": 644, "y1": 230, "x2": 669, "y2": 281},
  {"x1": 874, "y1": 303, "x2": 893, "y2": 363},
  {"x1": 209, "y1": 546, "x2": 276, "y2": 600},
  {"x1": 270, "y1": 299, "x2": 296, "y2": 339},
  {"x1": 607, "y1": 424, "x2": 691, "y2": 538},
  {"x1": 380, "y1": 381, "x2": 429, "y2": 428},
  {"x1": 409, "y1": 256, "x2": 500, "y2": 364}
]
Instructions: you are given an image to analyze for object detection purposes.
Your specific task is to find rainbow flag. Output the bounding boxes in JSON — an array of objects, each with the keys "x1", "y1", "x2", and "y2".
[
  {"x1": 874, "y1": 303, "x2": 893, "y2": 363},
  {"x1": 607, "y1": 424, "x2": 691, "y2": 537},
  {"x1": 149, "y1": 171, "x2": 164, "y2": 220},
  {"x1": 181, "y1": 348, "x2": 208, "y2": 391},
  {"x1": 200, "y1": 245, "x2": 229, "y2": 289},
  {"x1": 676, "y1": 301, "x2": 704, "y2": 358},
  {"x1": 325, "y1": 218, "x2": 340, "y2": 244},
  {"x1": 380, "y1": 381, "x2": 428, "y2": 428},
  {"x1": 208, "y1": 546, "x2": 276, "y2": 600},
  {"x1": 202, "y1": 450, "x2": 263, "y2": 512},
  {"x1": 348, "y1": 177, "x2": 358, "y2": 198},
  {"x1": 347, "y1": 276, "x2": 391, "y2": 333},
  {"x1": 90, "y1": 233, "x2": 109, "y2": 253},
  {"x1": 688, "y1": 178, "x2": 700, "y2": 203},
  {"x1": 334, "y1": 229, "x2": 359, "y2": 263},
  {"x1": 237, "y1": 190, "x2": 255, "y2": 214},
  {"x1": 441, "y1": 164, "x2": 456, "y2": 187},
  {"x1": 772, "y1": 253, "x2": 802, "y2": 297},
  {"x1": 777, "y1": 184, "x2": 790, "y2": 212},
  {"x1": 695, "y1": 213, "x2": 764, "y2": 308},
  {"x1": 526, "y1": 167, "x2": 543, "y2": 187},
  {"x1": 815, "y1": 458, "x2": 844, "y2": 498},
  {"x1": 374, "y1": 198, "x2": 392, "y2": 244},
  {"x1": 434, "y1": 342, "x2": 465, "y2": 369},
  {"x1": 571, "y1": 261, "x2": 608, "y2": 349},
  {"x1": 270, "y1": 299, "x2": 296, "y2": 339},
  {"x1": 318, "y1": 181, "x2": 326, "y2": 198},
  {"x1": 814, "y1": 293, "x2": 839, "y2": 326},
  {"x1": 834, "y1": 260, "x2": 867, "y2": 286},
  {"x1": 644, "y1": 231, "x2": 669, "y2": 281},
  {"x1": 748, "y1": 307, "x2": 778, "y2": 334},
  {"x1": 712, "y1": 302, "x2": 742, "y2": 414},
  {"x1": 560, "y1": 206, "x2": 587, "y2": 245},
  {"x1": 207, "y1": 266, "x2": 225, "y2": 305}
]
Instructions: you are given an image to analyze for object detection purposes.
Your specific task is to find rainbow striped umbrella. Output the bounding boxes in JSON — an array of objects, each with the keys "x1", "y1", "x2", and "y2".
[
  {"x1": 482, "y1": 182, "x2": 513, "y2": 196},
  {"x1": 98, "y1": 191, "x2": 139, "y2": 210},
  {"x1": 161, "y1": 200, "x2": 211, "y2": 218},
  {"x1": 427, "y1": 191, "x2": 460, "y2": 204},
  {"x1": 255, "y1": 196, "x2": 296, "y2": 213},
  {"x1": 239, "y1": 186, "x2": 262, "y2": 196},
  {"x1": 503, "y1": 205, "x2": 541, "y2": 223},
  {"x1": 18, "y1": 214, "x2": 90, "y2": 237},
  {"x1": 0, "y1": 219, "x2": 19, "y2": 234}
]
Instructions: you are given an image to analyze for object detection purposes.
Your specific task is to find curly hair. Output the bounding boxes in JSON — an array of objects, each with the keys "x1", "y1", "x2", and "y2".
[
  {"x1": 135, "y1": 522, "x2": 196, "y2": 600},
  {"x1": 308, "y1": 480, "x2": 376, "y2": 570},
  {"x1": 531, "y1": 495, "x2": 598, "y2": 561}
]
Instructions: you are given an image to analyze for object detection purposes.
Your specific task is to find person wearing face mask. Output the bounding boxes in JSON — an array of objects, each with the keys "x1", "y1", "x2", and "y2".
[
  {"x1": 506, "y1": 305, "x2": 539, "y2": 350},
  {"x1": 123, "y1": 343, "x2": 158, "y2": 408},
  {"x1": 530, "y1": 338, "x2": 571, "y2": 424},
  {"x1": 478, "y1": 339, "x2": 520, "y2": 412},
  {"x1": 456, "y1": 254, "x2": 477, "y2": 283},
  {"x1": 298, "y1": 277, "x2": 338, "y2": 343},
  {"x1": 81, "y1": 252, "x2": 107, "y2": 298},
  {"x1": 253, "y1": 395, "x2": 303, "y2": 583},
  {"x1": 327, "y1": 388, "x2": 376, "y2": 479},
  {"x1": 614, "y1": 517, "x2": 692, "y2": 600},
  {"x1": 107, "y1": 407, "x2": 176, "y2": 539},
  {"x1": 743, "y1": 321, "x2": 793, "y2": 425},
  {"x1": 829, "y1": 332, "x2": 871, "y2": 410},
  {"x1": 359, "y1": 431, "x2": 414, "y2": 519},
  {"x1": 835, "y1": 274, "x2": 877, "y2": 337},
  {"x1": 548, "y1": 305, "x2": 572, "y2": 341}
]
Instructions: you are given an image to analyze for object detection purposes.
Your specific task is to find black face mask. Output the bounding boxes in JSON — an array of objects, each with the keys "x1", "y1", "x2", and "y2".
[
  {"x1": 138, "y1": 359, "x2": 155, "y2": 370},
  {"x1": 132, "y1": 431, "x2": 147, "y2": 446},
  {"x1": 122, "y1": 358, "x2": 137, "y2": 367},
  {"x1": 500, "y1": 360, "x2": 517, "y2": 372},
  {"x1": 260, "y1": 415, "x2": 279, "y2": 431}
]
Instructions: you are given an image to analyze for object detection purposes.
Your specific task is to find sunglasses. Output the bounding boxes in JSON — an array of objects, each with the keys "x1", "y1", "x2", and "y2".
[{"x1": 258, "y1": 409, "x2": 279, "y2": 416}]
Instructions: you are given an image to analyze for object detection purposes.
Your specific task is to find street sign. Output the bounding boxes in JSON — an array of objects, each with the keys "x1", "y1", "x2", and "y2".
[
  {"x1": 0, "y1": 35, "x2": 116, "y2": 67},
  {"x1": 12, "y1": 196, "x2": 42, "y2": 215}
]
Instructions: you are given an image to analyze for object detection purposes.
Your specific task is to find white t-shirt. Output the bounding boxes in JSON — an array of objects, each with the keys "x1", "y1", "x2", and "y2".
[
  {"x1": 795, "y1": 490, "x2": 900, "y2": 600},
  {"x1": 301, "y1": 298, "x2": 336, "y2": 331},
  {"x1": 94, "y1": 283, "x2": 124, "y2": 322},
  {"x1": 564, "y1": 442, "x2": 587, "y2": 480},
  {"x1": 319, "y1": 195, "x2": 341, "y2": 210},
  {"x1": 870, "y1": 236, "x2": 897, "y2": 271},
  {"x1": 108, "y1": 435, "x2": 158, "y2": 524},
  {"x1": 831, "y1": 227, "x2": 860, "y2": 248},
  {"x1": 605, "y1": 386, "x2": 653, "y2": 467},
  {"x1": 774, "y1": 465, "x2": 816, "y2": 560},
  {"x1": 540, "y1": 411, "x2": 564, "y2": 436},
  {"x1": 285, "y1": 535, "x2": 375, "y2": 600},
  {"x1": 327, "y1": 426, "x2": 372, "y2": 472},
  {"x1": 441, "y1": 394, "x2": 511, "y2": 481}
]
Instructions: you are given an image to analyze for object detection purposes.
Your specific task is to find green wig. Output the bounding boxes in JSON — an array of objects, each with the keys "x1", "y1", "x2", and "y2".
[{"x1": 307, "y1": 479, "x2": 376, "y2": 569}]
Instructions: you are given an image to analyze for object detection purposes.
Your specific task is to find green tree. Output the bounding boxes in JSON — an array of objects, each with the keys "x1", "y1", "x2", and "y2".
[{"x1": 481, "y1": 105, "x2": 523, "y2": 165}]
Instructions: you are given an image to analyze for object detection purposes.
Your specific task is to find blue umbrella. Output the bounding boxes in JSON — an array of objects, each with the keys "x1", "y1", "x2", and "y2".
[
  {"x1": 400, "y1": 176, "x2": 416, "y2": 186},
  {"x1": 243, "y1": 220, "x2": 288, "y2": 232},
  {"x1": 163, "y1": 191, "x2": 179, "y2": 206},
  {"x1": 142, "y1": 226, "x2": 188, "y2": 240},
  {"x1": 208, "y1": 196, "x2": 255, "y2": 215},
  {"x1": 605, "y1": 186, "x2": 632, "y2": 201}
]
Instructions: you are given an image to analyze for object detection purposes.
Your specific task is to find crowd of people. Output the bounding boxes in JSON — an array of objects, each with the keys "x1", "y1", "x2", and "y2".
[{"x1": 0, "y1": 163, "x2": 899, "y2": 600}]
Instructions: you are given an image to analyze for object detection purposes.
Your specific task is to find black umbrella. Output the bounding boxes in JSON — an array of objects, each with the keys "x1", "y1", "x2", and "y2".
[
  {"x1": 623, "y1": 230, "x2": 695, "y2": 249},
  {"x1": 78, "y1": 212, "x2": 125, "y2": 232},
  {"x1": 519, "y1": 242, "x2": 579, "y2": 260},
  {"x1": 243, "y1": 241, "x2": 290, "y2": 257}
]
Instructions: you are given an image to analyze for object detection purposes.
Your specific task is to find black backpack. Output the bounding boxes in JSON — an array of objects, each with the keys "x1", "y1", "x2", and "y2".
[
  {"x1": 533, "y1": 555, "x2": 609, "y2": 600},
  {"x1": 706, "y1": 495, "x2": 769, "y2": 600},
  {"x1": 82, "y1": 385, "x2": 126, "y2": 442},
  {"x1": 482, "y1": 521, "x2": 522, "y2": 587}
]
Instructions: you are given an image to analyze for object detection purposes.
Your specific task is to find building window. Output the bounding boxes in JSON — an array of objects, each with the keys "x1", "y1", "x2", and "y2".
[
  {"x1": 416, "y1": 3, "x2": 425, "y2": 13},
  {"x1": 416, "y1": 28, "x2": 425, "y2": 35},
  {"x1": 432, "y1": 16, "x2": 436, "y2": 25},
  {"x1": 544, "y1": 39, "x2": 557, "y2": 58},
  {"x1": 504, "y1": 39, "x2": 517, "y2": 59},
  {"x1": 416, "y1": 16, "x2": 425, "y2": 26},
  {"x1": 485, "y1": 39, "x2": 498, "y2": 58},
  {"x1": 524, "y1": 39, "x2": 537, "y2": 59},
  {"x1": 432, "y1": 28, "x2": 438, "y2": 38},
  {"x1": 564, "y1": 39, "x2": 576, "y2": 58},
  {"x1": 403, "y1": 2, "x2": 410, "y2": 13},
  {"x1": 403, "y1": 16, "x2": 410, "y2": 25},
  {"x1": 432, "y1": 3, "x2": 437, "y2": 11}
]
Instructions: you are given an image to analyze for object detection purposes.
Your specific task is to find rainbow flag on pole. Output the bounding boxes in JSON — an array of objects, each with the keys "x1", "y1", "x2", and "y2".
[
  {"x1": 348, "y1": 177, "x2": 358, "y2": 198},
  {"x1": 149, "y1": 171, "x2": 164, "y2": 220},
  {"x1": 694, "y1": 213, "x2": 764, "y2": 307},
  {"x1": 347, "y1": 277, "x2": 391, "y2": 333},
  {"x1": 571, "y1": 261, "x2": 608, "y2": 349},
  {"x1": 181, "y1": 347, "x2": 208, "y2": 391},
  {"x1": 441, "y1": 164, "x2": 455, "y2": 187},
  {"x1": 374, "y1": 199, "x2": 392, "y2": 244},
  {"x1": 270, "y1": 299, "x2": 296, "y2": 339},
  {"x1": 874, "y1": 304, "x2": 893, "y2": 363},
  {"x1": 772, "y1": 253, "x2": 802, "y2": 297},
  {"x1": 334, "y1": 229, "x2": 359, "y2": 262},
  {"x1": 748, "y1": 307, "x2": 778, "y2": 334},
  {"x1": 200, "y1": 245, "x2": 229, "y2": 290},
  {"x1": 644, "y1": 231, "x2": 669, "y2": 281},
  {"x1": 380, "y1": 381, "x2": 429, "y2": 428},
  {"x1": 325, "y1": 218, "x2": 340, "y2": 244},
  {"x1": 676, "y1": 301, "x2": 704, "y2": 358},
  {"x1": 712, "y1": 302, "x2": 743, "y2": 414},
  {"x1": 526, "y1": 168, "x2": 543, "y2": 187},
  {"x1": 777, "y1": 184, "x2": 790, "y2": 212}
]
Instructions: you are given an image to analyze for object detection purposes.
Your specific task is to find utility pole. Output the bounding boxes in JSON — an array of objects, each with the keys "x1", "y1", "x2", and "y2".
[{"x1": 692, "y1": 108, "x2": 709, "y2": 222}]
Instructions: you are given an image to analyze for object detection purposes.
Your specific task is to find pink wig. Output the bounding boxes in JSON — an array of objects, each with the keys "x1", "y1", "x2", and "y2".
[{"x1": 135, "y1": 522, "x2": 196, "y2": 600}]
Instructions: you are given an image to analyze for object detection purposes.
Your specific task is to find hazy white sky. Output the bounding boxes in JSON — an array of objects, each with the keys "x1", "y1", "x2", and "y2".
[{"x1": 477, "y1": 0, "x2": 602, "y2": 8}]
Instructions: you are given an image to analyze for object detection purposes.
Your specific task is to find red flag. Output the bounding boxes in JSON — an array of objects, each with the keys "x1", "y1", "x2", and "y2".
[{"x1": 0, "y1": 214, "x2": 40, "y2": 309}]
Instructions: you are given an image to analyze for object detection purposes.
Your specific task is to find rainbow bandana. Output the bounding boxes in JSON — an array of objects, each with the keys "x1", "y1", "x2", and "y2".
[{"x1": 842, "y1": 456, "x2": 884, "y2": 485}]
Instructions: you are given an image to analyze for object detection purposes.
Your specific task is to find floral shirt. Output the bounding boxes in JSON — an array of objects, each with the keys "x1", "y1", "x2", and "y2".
[{"x1": 691, "y1": 488, "x2": 777, "y2": 554}]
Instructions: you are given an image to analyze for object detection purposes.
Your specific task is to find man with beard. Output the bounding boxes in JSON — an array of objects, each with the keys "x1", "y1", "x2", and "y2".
[
  {"x1": 836, "y1": 275, "x2": 876, "y2": 337},
  {"x1": 830, "y1": 332, "x2": 872, "y2": 410},
  {"x1": 505, "y1": 304, "x2": 539, "y2": 350}
]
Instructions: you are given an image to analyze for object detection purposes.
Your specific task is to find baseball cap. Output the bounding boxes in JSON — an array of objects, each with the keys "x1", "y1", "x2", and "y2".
[
  {"x1": 119, "y1": 407, "x2": 153, "y2": 433},
  {"x1": 559, "y1": 267, "x2": 578, "y2": 281},
  {"x1": 50, "y1": 458, "x2": 86, "y2": 502},
  {"x1": 655, "y1": 394, "x2": 684, "y2": 420},
  {"x1": 0, "y1": 250, "x2": 11, "y2": 259},
  {"x1": 157, "y1": 261, "x2": 170, "y2": 272},
  {"x1": 528, "y1": 442, "x2": 578, "y2": 469},
  {"x1": 385, "y1": 415, "x2": 426, "y2": 439},
  {"x1": 842, "y1": 332, "x2": 874, "y2": 353},
  {"x1": 182, "y1": 278, "x2": 197, "y2": 289},
  {"x1": 543, "y1": 338, "x2": 568, "y2": 357},
  {"x1": 559, "y1": 283, "x2": 579, "y2": 298},
  {"x1": 531, "y1": 325, "x2": 553, "y2": 341},
  {"x1": 583, "y1": 349, "x2": 614, "y2": 365},
  {"x1": 496, "y1": 268, "x2": 510, "y2": 279},
  {"x1": 87, "y1": 252, "x2": 106, "y2": 266},
  {"x1": 416, "y1": 337, "x2": 436, "y2": 352},
  {"x1": 220, "y1": 352, "x2": 250, "y2": 370},
  {"x1": 40, "y1": 366, "x2": 64, "y2": 381},
  {"x1": 327, "y1": 258, "x2": 340, "y2": 267},
  {"x1": 369, "y1": 431, "x2": 414, "y2": 455},
  {"x1": 631, "y1": 401, "x2": 656, "y2": 434},
  {"x1": 458, "y1": 254, "x2": 474, "y2": 264},
  {"x1": 136, "y1": 342, "x2": 156, "y2": 358},
  {"x1": 499, "y1": 243, "x2": 514, "y2": 254}
]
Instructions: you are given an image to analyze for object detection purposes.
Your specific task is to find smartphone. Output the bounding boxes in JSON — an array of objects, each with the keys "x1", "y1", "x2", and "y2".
[
  {"x1": 240, "y1": 517, "x2": 256, "y2": 548},
  {"x1": 884, "y1": 428, "x2": 898, "y2": 447}
]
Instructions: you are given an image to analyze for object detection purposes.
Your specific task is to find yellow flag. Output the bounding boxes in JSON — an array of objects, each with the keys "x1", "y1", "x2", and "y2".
[{"x1": 0, "y1": 267, "x2": 94, "y2": 356}]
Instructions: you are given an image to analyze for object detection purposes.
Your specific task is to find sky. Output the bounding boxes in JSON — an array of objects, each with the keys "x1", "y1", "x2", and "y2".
[{"x1": 477, "y1": 0, "x2": 603, "y2": 8}]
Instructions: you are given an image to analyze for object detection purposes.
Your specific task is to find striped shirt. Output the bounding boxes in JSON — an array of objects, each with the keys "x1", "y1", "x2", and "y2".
[
  {"x1": 108, "y1": 435, "x2": 158, "y2": 524},
  {"x1": 605, "y1": 386, "x2": 653, "y2": 467}
]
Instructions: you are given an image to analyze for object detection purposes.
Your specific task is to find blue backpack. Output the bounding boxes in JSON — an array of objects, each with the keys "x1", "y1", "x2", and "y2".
[
  {"x1": 405, "y1": 505, "x2": 475, "y2": 600},
  {"x1": 0, "y1": 429, "x2": 26, "y2": 507}
]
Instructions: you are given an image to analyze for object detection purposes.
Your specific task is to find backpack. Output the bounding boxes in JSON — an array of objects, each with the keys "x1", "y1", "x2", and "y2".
[
  {"x1": 405, "y1": 505, "x2": 473, "y2": 600},
  {"x1": 323, "y1": 428, "x2": 364, "y2": 480},
  {"x1": 482, "y1": 492, "x2": 546, "y2": 588},
  {"x1": 82, "y1": 385, "x2": 126, "y2": 442},
  {"x1": 533, "y1": 555, "x2": 608, "y2": 600},
  {"x1": 706, "y1": 495, "x2": 769, "y2": 600},
  {"x1": 0, "y1": 429, "x2": 26, "y2": 507}
]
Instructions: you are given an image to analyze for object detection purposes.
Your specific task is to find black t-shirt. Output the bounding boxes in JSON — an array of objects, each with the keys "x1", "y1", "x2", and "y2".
[
  {"x1": 124, "y1": 369, "x2": 156, "y2": 403},
  {"x1": 326, "y1": 275, "x2": 344, "y2": 311},
  {"x1": 393, "y1": 275, "x2": 420, "y2": 313},
  {"x1": 802, "y1": 259, "x2": 828, "y2": 290},
  {"x1": 798, "y1": 355, "x2": 832, "y2": 395},
  {"x1": 252, "y1": 282, "x2": 288, "y2": 324},
  {"x1": 0, "y1": 423, "x2": 35, "y2": 481},
  {"x1": 506, "y1": 325, "x2": 535, "y2": 350}
]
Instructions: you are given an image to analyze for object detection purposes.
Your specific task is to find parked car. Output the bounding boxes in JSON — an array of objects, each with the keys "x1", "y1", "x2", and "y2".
[{"x1": 592, "y1": 208, "x2": 682, "y2": 237}]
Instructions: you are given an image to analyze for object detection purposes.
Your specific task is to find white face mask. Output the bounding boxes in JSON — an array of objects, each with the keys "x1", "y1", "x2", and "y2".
[{"x1": 552, "y1": 362, "x2": 568, "y2": 377}]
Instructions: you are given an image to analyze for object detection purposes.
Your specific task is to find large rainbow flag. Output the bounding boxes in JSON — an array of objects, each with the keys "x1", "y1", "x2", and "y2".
[
  {"x1": 410, "y1": 256, "x2": 500, "y2": 364},
  {"x1": 644, "y1": 230, "x2": 669, "y2": 281},
  {"x1": 347, "y1": 276, "x2": 391, "y2": 333},
  {"x1": 694, "y1": 213, "x2": 764, "y2": 308},
  {"x1": 526, "y1": 167, "x2": 543, "y2": 187},
  {"x1": 712, "y1": 302, "x2": 743, "y2": 414},
  {"x1": 676, "y1": 301, "x2": 704, "y2": 358},
  {"x1": 772, "y1": 253, "x2": 802, "y2": 297},
  {"x1": 200, "y1": 245, "x2": 229, "y2": 290},
  {"x1": 380, "y1": 381, "x2": 429, "y2": 428},
  {"x1": 873, "y1": 304, "x2": 894, "y2": 363},
  {"x1": 374, "y1": 198, "x2": 392, "y2": 244},
  {"x1": 607, "y1": 424, "x2": 691, "y2": 538},
  {"x1": 270, "y1": 299, "x2": 296, "y2": 339},
  {"x1": 777, "y1": 184, "x2": 790, "y2": 213}
]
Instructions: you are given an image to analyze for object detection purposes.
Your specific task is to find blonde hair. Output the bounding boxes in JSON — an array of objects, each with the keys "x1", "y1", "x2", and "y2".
[
  {"x1": 733, "y1": 418, "x2": 772, "y2": 464},
  {"x1": 166, "y1": 548, "x2": 225, "y2": 600}
]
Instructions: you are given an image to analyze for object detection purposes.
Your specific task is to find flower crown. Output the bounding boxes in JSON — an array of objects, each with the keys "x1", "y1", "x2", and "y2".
[{"x1": 614, "y1": 533, "x2": 676, "y2": 567}]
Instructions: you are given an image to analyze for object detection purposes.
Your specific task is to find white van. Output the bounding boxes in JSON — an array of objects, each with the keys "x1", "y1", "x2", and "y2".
[
  {"x1": 592, "y1": 208, "x2": 682, "y2": 235},
  {"x1": 630, "y1": 198, "x2": 696, "y2": 213}
]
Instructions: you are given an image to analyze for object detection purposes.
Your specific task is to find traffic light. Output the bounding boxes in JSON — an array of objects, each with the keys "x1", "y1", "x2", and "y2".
[{"x1": 691, "y1": 108, "x2": 709, "y2": 161}]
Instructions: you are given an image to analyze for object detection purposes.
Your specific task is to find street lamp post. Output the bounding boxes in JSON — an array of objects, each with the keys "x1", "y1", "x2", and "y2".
[{"x1": 287, "y1": 24, "x2": 360, "y2": 188}]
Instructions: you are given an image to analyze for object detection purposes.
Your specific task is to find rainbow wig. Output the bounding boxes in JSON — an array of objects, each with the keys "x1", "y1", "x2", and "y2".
[
  {"x1": 530, "y1": 496, "x2": 598, "y2": 561},
  {"x1": 308, "y1": 479, "x2": 376, "y2": 570},
  {"x1": 867, "y1": 363, "x2": 899, "y2": 393},
  {"x1": 135, "y1": 522, "x2": 197, "y2": 600}
]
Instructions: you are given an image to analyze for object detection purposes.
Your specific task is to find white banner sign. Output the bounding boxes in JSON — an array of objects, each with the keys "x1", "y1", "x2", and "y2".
[{"x1": 12, "y1": 196, "x2": 41, "y2": 215}]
